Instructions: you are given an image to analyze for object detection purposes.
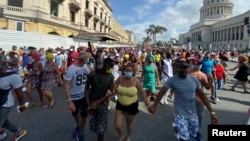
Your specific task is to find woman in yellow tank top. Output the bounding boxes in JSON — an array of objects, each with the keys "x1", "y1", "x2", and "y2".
[{"x1": 112, "y1": 63, "x2": 151, "y2": 141}]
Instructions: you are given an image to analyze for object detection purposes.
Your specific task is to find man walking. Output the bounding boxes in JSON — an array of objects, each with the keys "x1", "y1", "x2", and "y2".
[
  {"x1": 0, "y1": 55, "x2": 27, "y2": 141},
  {"x1": 64, "y1": 52, "x2": 90, "y2": 141},
  {"x1": 149, "y1": 61, "x2": 219, "y2": 141}
]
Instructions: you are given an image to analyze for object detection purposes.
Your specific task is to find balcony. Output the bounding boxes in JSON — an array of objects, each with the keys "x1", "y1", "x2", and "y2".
[
  {"x1": 99, "y1": 19, "x2": 105, "y2": 24},
  {"x1": 84, "y1": 9, "x2": 93, "y2": 18},
  {"x1": 93, "y1": 14, "x2": 99, "y2": 21},
  {"x1": 69, "y1": 0, "x2": 81, "y2": 11},
  {"x1": 2, "y1": 5, "x2": 81, "y2": 29}
]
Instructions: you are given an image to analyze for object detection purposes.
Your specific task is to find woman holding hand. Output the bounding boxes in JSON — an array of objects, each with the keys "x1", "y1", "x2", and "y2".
[{"x1": 112, "y1": 63, "x2": 151, "y2": 141}]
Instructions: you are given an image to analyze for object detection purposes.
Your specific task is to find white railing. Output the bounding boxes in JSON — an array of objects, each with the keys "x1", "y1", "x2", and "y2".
[{"x1": 6, "y1": 6, "x2": 25, "y2": 12}]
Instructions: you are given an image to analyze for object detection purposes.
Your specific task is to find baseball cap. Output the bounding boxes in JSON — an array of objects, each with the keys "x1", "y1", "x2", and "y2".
[
  {"x1": 178, "y1": 61, "x2": 189, "y2": 68},
  {"x1": 28, "y1": 46, "x2": 36, "y2": 50},
  {"x1": 32, "y1": 53, "x2": 40, "y2": 60},
  {"x1": 46, "y1": 53, "x2": 54, "y2": 61},
  {"x1": 215, "y1": 58, "x2": 220, "y2": 62}
]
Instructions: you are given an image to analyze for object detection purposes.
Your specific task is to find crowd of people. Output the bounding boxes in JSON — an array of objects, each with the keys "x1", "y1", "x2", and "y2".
[{"x1": 0, "y1": 44, "x2": 249, "y2": 141}]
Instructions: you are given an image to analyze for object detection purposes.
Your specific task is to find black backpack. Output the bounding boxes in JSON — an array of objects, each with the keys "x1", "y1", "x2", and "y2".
[{"x1": 0, "y1": 72, "x2": 17, "y2": 105}]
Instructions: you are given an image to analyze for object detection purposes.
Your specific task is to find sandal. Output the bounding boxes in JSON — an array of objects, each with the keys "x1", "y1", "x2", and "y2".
[
  {"x1": 243, "y1": 91, "x2": 250, "y2": 94},
  {"x1": 48, "y1": 100, "x2": 56, "y2": 109},
  {"x1": 44, "y1": 105, "x2": 50, "y2": 109},
  {"x1": 231, "y1": 88, "x2": 235, "y2": 91}
]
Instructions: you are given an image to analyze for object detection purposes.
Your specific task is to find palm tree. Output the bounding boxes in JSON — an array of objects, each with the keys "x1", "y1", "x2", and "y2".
[
  {"x1": 142, "y1": 36, "x2": 152, "y2": 46},
  {"x1": 156, "y1": 40, "x2": 163, "y2": 47},
  {"x1": 145, "y1": 24, "x2": 167, "y2": 48}
]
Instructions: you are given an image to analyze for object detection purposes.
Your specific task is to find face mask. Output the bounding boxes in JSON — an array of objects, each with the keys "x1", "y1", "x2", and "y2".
[
  {"x1": 57, "y1": 51, "x2": 61, "y2": 54},
  {"x1": 124, "y1": 72, "x2": 133, "y2": 78},
  {"x1": 215, "y1": 61, "x2": 220, "y2": 65},
  {"x1": 96, "y1": 63, "x2": 103, "y2": 69},
  {"x1": 178, "y1": 70, "x2": 188, "y2": 79},
  {"x1": 69, "y1": 49, "x2": 73, "y2": 52},
  {"x1": 106, "y1": 68, "x2": 113, "y2": 74},
  {"x1": 86, "y1": 57, "x2": 90, "y2": 64}
]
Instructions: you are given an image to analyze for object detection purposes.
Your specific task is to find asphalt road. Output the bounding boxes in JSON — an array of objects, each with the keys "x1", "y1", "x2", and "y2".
[{"x1": 5, "y1": 61, "x2": 250, "y2": 141}]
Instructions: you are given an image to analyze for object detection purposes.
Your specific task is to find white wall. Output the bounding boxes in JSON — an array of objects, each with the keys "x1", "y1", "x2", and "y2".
[{"x1": 0, "y1": 30, "x2": 130, "y2": 51}]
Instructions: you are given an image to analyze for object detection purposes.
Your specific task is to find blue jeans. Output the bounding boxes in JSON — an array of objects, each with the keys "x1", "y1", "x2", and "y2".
[
  {"x1": 0, "y1": 106, "x2": 20, "y2": 134},
  {"x1": 214, "y1": 79, "x2": 223, "y2": 98}
]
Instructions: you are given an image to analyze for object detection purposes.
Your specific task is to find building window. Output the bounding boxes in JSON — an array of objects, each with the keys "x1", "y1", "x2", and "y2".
[
  {"x1": 85, "y1": 20, "x2": 89, "y2": 27},
  {"x1": 100, "y1": 25, "x2": 102, "y2": 32},
  {"x1": 50, "y1": 0, "x2": 59, "y2": 16},
  {"x1": 70, "y1": 11, "x2": 75, "y2": 22},
  {"x1": 94, "y1": 7, "x2": 97, "y2": 15},
  {"x1": 8, "y1": 0, "x2": 23, "y2": 7},
  {"x1": 212, "y1": 0, "x2": 214, "y2": 3},
  {"x1": 100, "y1": 12, "x2": 103, "y2": 19},
  {"x1": 94, "y1": 23, "x2": 96, "y2": 30},
  {"x1": 240, "y1": 32, "x2": 243, "y2": 40},
  {"x1": 86, "y1": 0, "x2": 89, "y2": 9},
  {"x1": 236, "y1": 32, "x2": 239, "y2": 40},
  {"x1": 217, "y1": 9, "x2": 219, "y2": 14},
  {"x1": 16, "y1": 21, "x2": 23, "y2": 31}
]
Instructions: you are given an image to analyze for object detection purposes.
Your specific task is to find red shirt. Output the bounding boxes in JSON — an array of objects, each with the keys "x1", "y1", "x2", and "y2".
[{"x1": 214, "y1": 65, "x2": 224, "y2": 80}]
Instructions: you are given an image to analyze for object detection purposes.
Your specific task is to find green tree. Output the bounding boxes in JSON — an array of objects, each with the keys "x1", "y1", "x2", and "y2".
[
  {"x1": 145, "y1": 24, "x2": 167, "y2": 48},
  {"x1": 142, "y1": 36, "x2": 152, "y2": 46},
  {"x1": 156, "y1": 40, "x2": 163, "y2": 47}
]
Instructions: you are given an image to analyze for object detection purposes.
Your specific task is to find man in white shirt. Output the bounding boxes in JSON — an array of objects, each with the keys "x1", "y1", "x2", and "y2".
[
  {"x1": 0, "y1": 55, "x2": 27, "y2": 141},
  {"x1": 160, "y1": 52, "x2": 173, "y2": 105},
  {"x1": 64, "y1": 52, "x2": 90, "y2": 141},
  {"x1": 112, "y1": 56, "x2": 122, "y2": 102}
]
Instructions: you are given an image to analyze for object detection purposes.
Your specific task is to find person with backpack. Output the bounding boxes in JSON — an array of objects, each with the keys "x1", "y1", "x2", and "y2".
[{"x1": 0, "y1": 55, "x2": 28, "y2": 141}]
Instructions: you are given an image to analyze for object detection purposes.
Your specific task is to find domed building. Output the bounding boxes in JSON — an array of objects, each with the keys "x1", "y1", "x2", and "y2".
[{"x1": 179, "y1": 0, "x2": 250, "y2": 51}]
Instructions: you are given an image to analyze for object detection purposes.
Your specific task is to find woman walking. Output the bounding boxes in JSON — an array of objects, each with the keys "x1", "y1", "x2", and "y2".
[
  {"x1": 230, "y1": 55, "x2": 250, "y2": 94},
  {"x1": 141, "y1": 56, "x2": 159, "y2": 101},
  {"x1": 113, "y1": 63, "x2": 151, "y2": 141},
  {"x1": 24, "y1": 53, "x2": 43, "y2": 106},
  {"x1": 41, "y1": 53, "x2": 62, "y2": 109}
]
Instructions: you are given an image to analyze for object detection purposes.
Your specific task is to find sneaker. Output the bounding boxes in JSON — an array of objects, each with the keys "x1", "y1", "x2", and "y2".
[
  {"x1": 76, "y1": 134, "x2": 84, "y2": 141},
  {"x1": 13, "y1": 129, "x2": 27, "y2": 141},
  {"x1": 0, "y1": 132, "x2": 7, "y2": 140},
  {"x1": 215, "y1": 98, "x2": 220, "y2": 102},
  {"x1": 164, "y1": 100, "x2": 169, "y2": 105},
  {"x1": 72, "y1": 127, "x2": 80, "y2": 139}
]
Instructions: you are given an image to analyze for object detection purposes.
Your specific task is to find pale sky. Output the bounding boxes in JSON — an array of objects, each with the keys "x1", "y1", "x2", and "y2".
[{"x1": 110, "y1": 0, "x2": 250, "y2": 43}]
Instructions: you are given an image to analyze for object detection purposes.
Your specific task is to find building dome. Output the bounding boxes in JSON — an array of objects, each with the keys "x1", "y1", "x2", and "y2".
[{"x1": 200, "y1": 0, "x2": 234, "y2": 21}]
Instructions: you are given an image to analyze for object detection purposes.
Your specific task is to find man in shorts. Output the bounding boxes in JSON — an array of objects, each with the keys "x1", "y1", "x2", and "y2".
[
  {"x1": 64, "y1": 52, "x2": 90, "y2": 141},
  {"x1": 149, "y1": 61, "x2": 219, "y2": 141}
]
